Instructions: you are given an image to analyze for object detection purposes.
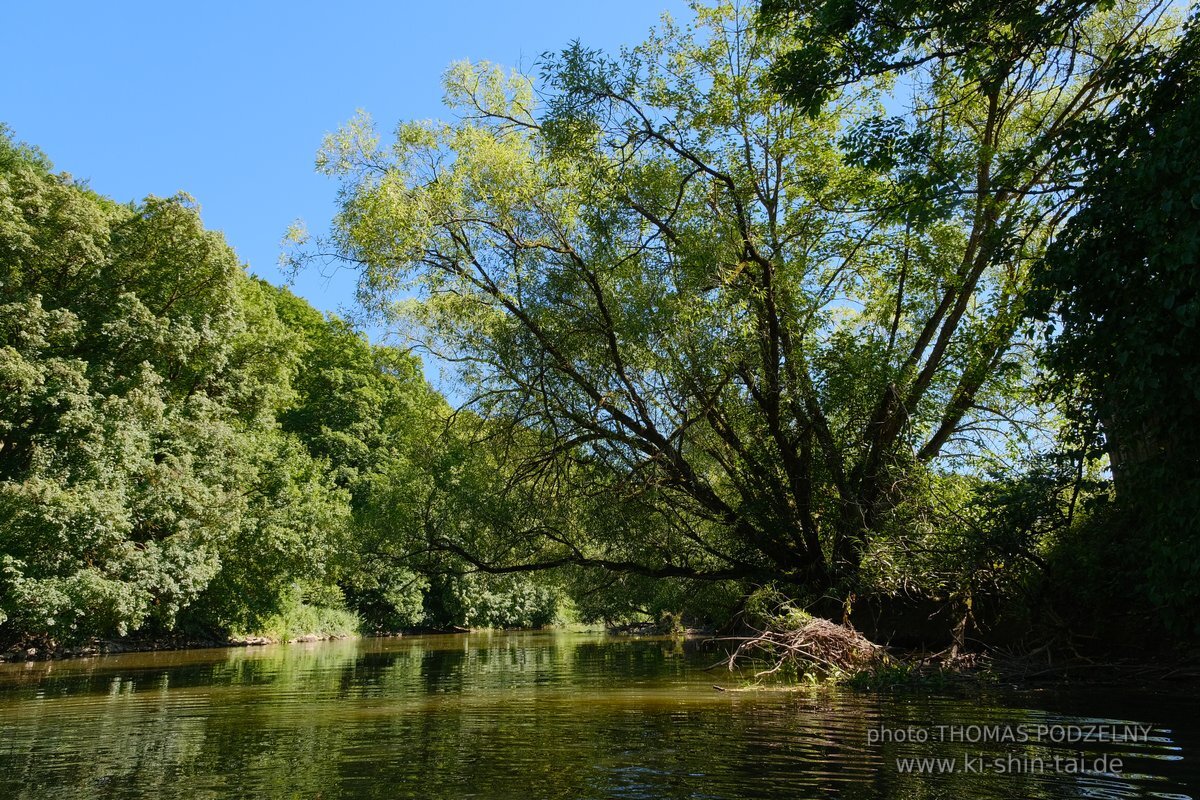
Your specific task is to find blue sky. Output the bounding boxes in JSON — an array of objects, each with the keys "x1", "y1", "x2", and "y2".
[{"x1": 3, "y1": 1, "x2": 686, "y2": 336}]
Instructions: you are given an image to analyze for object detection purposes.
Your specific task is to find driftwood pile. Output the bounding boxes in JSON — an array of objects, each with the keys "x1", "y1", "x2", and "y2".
[{"x1": 724, "y1": 617, "x2": 889, "y2": 678}]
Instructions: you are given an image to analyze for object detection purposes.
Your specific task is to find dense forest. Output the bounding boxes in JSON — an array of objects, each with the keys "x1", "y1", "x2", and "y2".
[
  {"x1": 0, "y1": 129, "x2": 562, "y2": 645},
  {"x1": 3, "y1": 0, "x2": 1199, "y2": 657}
]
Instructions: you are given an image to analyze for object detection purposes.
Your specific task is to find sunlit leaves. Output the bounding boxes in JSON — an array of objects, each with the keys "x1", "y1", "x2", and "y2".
[{"x1": 0, "y1": 134, "x2": 354, "y2": 642}]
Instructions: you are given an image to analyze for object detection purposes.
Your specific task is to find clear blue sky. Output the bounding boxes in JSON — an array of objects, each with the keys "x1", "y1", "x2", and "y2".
[{"x1": 3, "y1": 1, "x2": 686, "y2": 329}]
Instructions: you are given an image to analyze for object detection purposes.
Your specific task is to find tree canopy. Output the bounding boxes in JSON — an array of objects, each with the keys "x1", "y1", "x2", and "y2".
[
  {"x1": 1032, "y1": 17, "x2": 1200, "y2": 633},
  {"x1": 309, "y1": 1, "x2": 1175, "y2": 602},
  {"x1": 0, "y1": 129, "x2": 446, "y2": 643},
  {"x1": 2, "y1": 0, "x2": 1195, "y2": 651}
]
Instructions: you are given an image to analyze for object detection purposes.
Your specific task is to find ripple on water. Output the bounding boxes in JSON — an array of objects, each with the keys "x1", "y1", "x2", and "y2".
[{"x1": 0, "y1": 633, "x2": 1195, "y2": 800}]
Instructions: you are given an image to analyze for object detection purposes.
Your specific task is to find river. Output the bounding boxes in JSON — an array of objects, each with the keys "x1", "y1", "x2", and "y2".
[{"x1": 0, "y1": 632, "x2": 1195, "y2": 799}]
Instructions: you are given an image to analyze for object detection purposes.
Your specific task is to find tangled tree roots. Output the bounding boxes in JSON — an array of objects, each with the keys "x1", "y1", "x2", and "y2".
[{"x1": 725, "y1": 618, "x2": 889, "y2": 678}]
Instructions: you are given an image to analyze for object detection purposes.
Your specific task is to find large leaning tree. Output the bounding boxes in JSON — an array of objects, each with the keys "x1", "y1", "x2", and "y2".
[{"x1": 304, "y1": 1, "x2": 1176, "y2": 595}]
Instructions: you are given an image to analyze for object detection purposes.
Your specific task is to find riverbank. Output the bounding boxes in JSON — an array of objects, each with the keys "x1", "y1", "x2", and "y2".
[
  {"x1": 6, "y1": 620, "x2": 1197, "y2": 694},
  {"x1": 0, "y1": 631, "x2": 367, "y2": 664},
  {"x1": 707, "y1": 613, "x2": 1200, "y2": 692},
  {"x1": 0, "y1": 623, "x2": 606, "y2": 664}
]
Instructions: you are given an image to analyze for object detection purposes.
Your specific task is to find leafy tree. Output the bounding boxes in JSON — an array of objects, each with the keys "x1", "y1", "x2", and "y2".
[
  {"x1": 271, "y1": 287, "x2": 446, "y2": 629},
  {"x1": 274, "y1": 289, "x2": 434, "y2": 493},
  {"x1": 305, "y1": 2, "x2": 1173, "y2": 601},
  {"x1": 1031, "y1": 18, "x2": 1200, "y2": 633},
  {"x1": 759, "y1": 0, "x2": 1120, "y2": 115},
  {"x1": 0, "y1": 131, "x2": 349, "y2": 642}
]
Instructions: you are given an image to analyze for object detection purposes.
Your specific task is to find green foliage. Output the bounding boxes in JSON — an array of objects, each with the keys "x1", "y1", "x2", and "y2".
[
  {"x1": 743, "y1": 585, "x2": 813, "y2": 631},
  {"x1": 270, "y1": 286, "x2": 445, "y2": 631},
  {"x1": 567, "y1": 573, "x2": 744, "y2": 629},
  {"x1": 232, "y1": 584, "x2": 361, "y2": 642},
  {"x1": 184, "y1": 431, "x2": 352, "y2": 633},
  {"x1": 424, "y1": 572, "x2": 562, "y2": 629},
  {"x1": 0, "y1": 124, "x2": 51, "y2": 175},
  {"x1": 1032, "y1": 17, "x2": 1200, "y2": 636},
  {"x1": 861, "y1": 458, "x2": 1082, "y2": 605},
  {"x1": 1033, "y1": 17, "x2": 1200, "y2": 466},
  {"x1": 761, "y1": 0, "x2": 1114, "y2": 114},
  {"x1": 305, "y1": 0, "x2": 1172, "y2": 620},
  {"x1": 0, "y1": 130, "x2": 371, "y2": 644},
  {"x1": 2, "y1": 0, "x2": 1192, "y2": 654},
  {"x1": 0, "y1": 126, "x2": 568, "y2": 643}
]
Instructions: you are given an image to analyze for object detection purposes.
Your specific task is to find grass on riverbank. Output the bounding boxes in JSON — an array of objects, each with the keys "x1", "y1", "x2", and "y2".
[{"x1": 232, "y1": 603, "x2": 361, "y2": 644}]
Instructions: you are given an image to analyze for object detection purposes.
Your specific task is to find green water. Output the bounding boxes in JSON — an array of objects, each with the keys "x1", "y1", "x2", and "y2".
[{"x1": 0, "y1": 632, "x2": 1195, "y2": 799}]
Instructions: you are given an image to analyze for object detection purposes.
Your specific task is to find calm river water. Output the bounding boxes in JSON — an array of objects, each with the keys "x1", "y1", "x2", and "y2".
[{"x1": 0, "y1": 632, "x2": 1195, "y2": 799}]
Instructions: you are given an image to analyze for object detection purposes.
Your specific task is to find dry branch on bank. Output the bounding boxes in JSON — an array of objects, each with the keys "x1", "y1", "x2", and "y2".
[{"x1": 722, "y1": 618, "x2": 890, "y2": 678}]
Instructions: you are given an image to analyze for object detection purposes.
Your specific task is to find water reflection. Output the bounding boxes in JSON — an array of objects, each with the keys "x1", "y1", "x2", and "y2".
[{"x1": 0, "y1": 633, "x2": 1195, "y2": 799}]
